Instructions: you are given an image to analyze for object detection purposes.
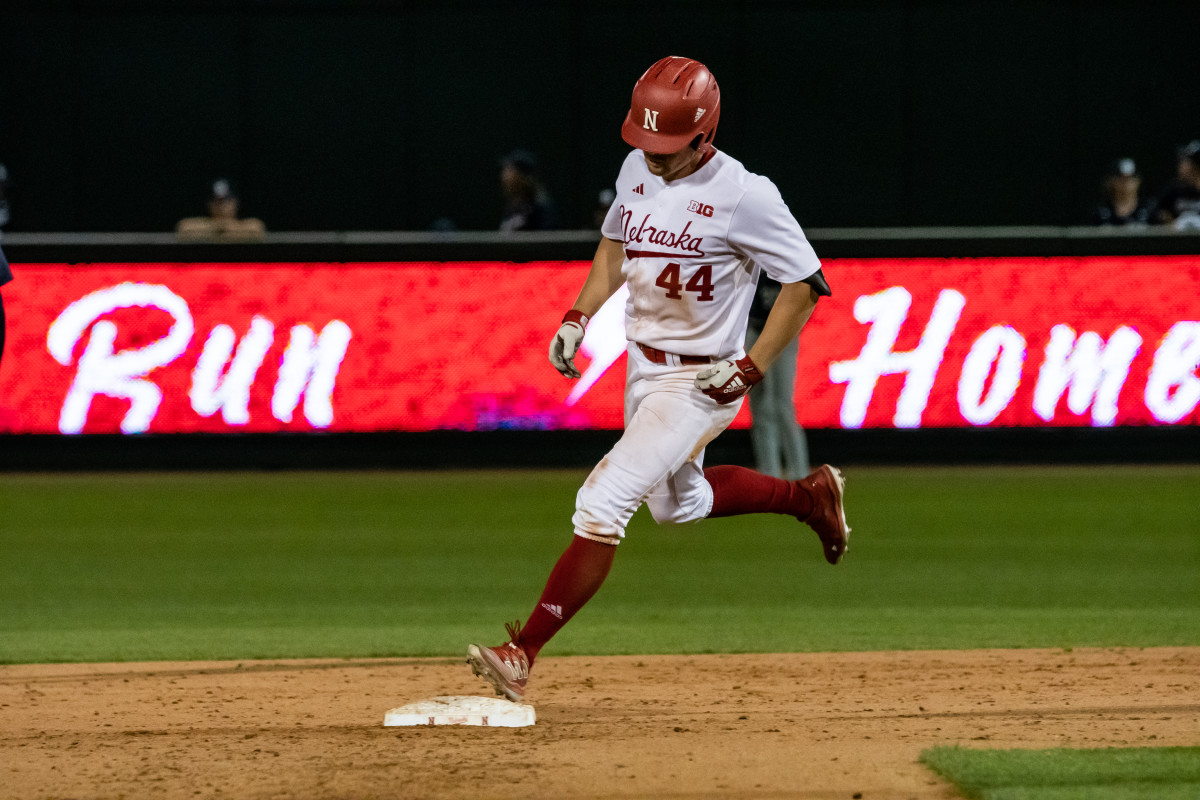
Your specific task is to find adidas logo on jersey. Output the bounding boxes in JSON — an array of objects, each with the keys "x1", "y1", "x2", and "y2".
[
  {"x1": 633, "y1": 184, "x2": 644, "y2": 195},
  {"x1": 540, "y1": 602, "x2": 563, "y2": 620}
]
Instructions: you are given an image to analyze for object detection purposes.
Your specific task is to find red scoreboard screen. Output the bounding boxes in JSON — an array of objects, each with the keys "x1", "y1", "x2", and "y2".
[{"x1": 2, "y1": 257, "x2": 1198, "y2": 434}]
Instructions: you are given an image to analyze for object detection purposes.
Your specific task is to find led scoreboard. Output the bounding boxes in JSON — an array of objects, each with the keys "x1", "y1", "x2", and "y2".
[{"x1": 2, "y1": 256, "x2": 1198, "y2": 434}]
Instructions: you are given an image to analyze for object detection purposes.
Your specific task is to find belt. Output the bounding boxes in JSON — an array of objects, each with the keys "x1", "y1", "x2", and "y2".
[{"x1": 636, "y1": 342, "x2": 713, "y2": 366}]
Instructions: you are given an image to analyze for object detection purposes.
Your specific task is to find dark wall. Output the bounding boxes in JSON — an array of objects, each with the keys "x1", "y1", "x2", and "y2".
[{"x1": 2, "y1": 1, "x2": 1197, "y2": 232}]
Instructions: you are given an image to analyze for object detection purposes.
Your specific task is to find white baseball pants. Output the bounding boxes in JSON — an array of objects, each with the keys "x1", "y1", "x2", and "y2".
[{"x1": 572, "y1": 343, "x2": 743, "y2": 543}]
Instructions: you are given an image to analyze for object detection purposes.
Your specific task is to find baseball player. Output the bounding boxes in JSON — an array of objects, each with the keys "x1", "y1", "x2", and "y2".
[{"x1": 468, "y1": 56, "x2": 849, "y2": 702}]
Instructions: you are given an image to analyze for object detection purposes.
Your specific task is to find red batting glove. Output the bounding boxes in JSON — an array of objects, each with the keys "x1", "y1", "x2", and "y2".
[{"x1": 695, "y1": 355, "x2": 763, "y2": 404}]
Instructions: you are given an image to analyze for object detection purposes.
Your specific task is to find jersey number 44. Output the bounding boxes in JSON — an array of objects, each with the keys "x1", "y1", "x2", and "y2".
[{"x1": 655, "y1": 263, "x2": 714, "y2": 302}]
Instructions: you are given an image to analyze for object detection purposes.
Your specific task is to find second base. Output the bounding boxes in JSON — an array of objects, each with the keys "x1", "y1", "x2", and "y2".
[{"x1": 383, "y1": 695, "x2": 535, "y2": 727}]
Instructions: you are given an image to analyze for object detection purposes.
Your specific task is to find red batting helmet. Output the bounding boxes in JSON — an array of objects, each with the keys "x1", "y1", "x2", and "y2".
[{"x1": 621, "y1": 56, "x2": 721, "y2": 154}]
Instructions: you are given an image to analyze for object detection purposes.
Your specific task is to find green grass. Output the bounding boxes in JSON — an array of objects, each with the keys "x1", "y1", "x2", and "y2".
[
  {"x1": 920, "y1": 745, "x2": 1200, "y2": 799},
  {"x1": 0, "y1": 466, "x2": 1197, "y2": 663}
]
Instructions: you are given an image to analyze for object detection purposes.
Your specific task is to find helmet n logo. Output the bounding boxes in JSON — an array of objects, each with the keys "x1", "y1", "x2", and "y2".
[{"x1": 643, "y1": 108, "x2": 659, "y2": 132}]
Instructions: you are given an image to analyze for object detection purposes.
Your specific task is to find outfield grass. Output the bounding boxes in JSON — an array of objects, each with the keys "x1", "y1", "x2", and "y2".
[
  {"x1": 920, "y1": 745, "x2": 1200, "y2": 799},
  {"x1": 0, "y1": 466, "x2": 1196, "y2": 663}
]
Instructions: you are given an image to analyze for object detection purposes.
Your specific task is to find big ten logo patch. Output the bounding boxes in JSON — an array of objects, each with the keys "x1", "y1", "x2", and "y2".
[{"x1": 687, "y1": 200, "x2": 714, "y2": 217}]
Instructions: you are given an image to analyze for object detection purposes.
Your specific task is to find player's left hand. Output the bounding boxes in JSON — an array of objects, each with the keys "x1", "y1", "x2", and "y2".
[{"x1": 695, "y1": 355, "x2": 763, "y2": 404}]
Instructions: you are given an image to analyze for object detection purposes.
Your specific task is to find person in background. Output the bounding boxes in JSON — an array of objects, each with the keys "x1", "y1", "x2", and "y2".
[
  {"x1": 499, "y1": 150, "x2": 557, "y2": 232},
  {"x1": 176, "y1": 178, "x2": 266, "y2": 241},
  {"x1": 591, "y1": 188, "x2": 616, "y2": 229},
  {"x1": 0, "y1": 163, "x2": 10, "y2": 236},
  {"x1": 1151, "y1": 140, "x2": 1200, "y2": 230},
  {"x1": 746, "y1": 274, "x2": 810, "y2": 479},
  {"x1": 1091, "y1": 158, "x2": 1149, "y2": 226},
  {"x1": 0, "y1": 164, "x2": 11, "y2": 370},
  {"x1": 0, "y1": 243, "x2": 9, "y2": 370}
]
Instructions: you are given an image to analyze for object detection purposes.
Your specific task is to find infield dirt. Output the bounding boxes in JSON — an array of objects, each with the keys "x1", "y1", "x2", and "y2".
[{"x1": 2, "y1": 647, "x2": 1197, "y2": 799}]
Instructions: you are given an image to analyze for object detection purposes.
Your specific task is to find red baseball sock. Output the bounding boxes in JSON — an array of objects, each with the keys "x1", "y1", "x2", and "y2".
[
  {"x1": 519, "y1": 535, "x2": 616, "y2": 664},
  {"x1": 704, "y1": 464, "x2": 814, "y2": 519}
]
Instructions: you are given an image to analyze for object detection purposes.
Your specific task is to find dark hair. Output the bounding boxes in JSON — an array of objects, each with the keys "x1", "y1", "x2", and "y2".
[
  {"x1": 501, "y1": 150, "x2": 539, "y2": 176},
  {"x1": 1180, "y1": 140, "x2": 1200, "y2": 168}
]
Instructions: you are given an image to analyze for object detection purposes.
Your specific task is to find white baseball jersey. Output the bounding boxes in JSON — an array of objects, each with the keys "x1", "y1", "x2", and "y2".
[{"x1": 601, "y1": 149, "x2": 821, "y2": 358}]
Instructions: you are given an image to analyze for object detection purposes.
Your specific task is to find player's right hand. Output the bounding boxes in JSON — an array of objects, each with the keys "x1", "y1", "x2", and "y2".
[{"x1": 549, "y1": 310, "x2": 589, "y2": 379}]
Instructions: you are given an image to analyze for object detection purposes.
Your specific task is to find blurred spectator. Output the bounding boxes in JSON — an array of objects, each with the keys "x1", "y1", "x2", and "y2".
[
  {"x1": 745, "y1": 275, "x2": 810, "y2": 480},
  {"x1": 1091, "y1": 158, "x2": 1149, "y2": 226},
  {"x1": 499, "y1": 150, "x2": 557, "y2": 232},
  {"x1": 1151, "y1": 140, "x2": 1200, "y2": 230},
  {"x1": 0, "y1": 164, "x2": 11, "y2": 369},
  {"x1": 176, "y1": 178, "x2": 266, "y2": 241},
  {"x1": 0, "y1": 162, "x2": 10, "y2": 237},
  {"x1": 591, "y1": 188, "x2": 616, "y2": 229},
  {"x1": 0, "y1": 243, "x2": 9, "y2": 370}
]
